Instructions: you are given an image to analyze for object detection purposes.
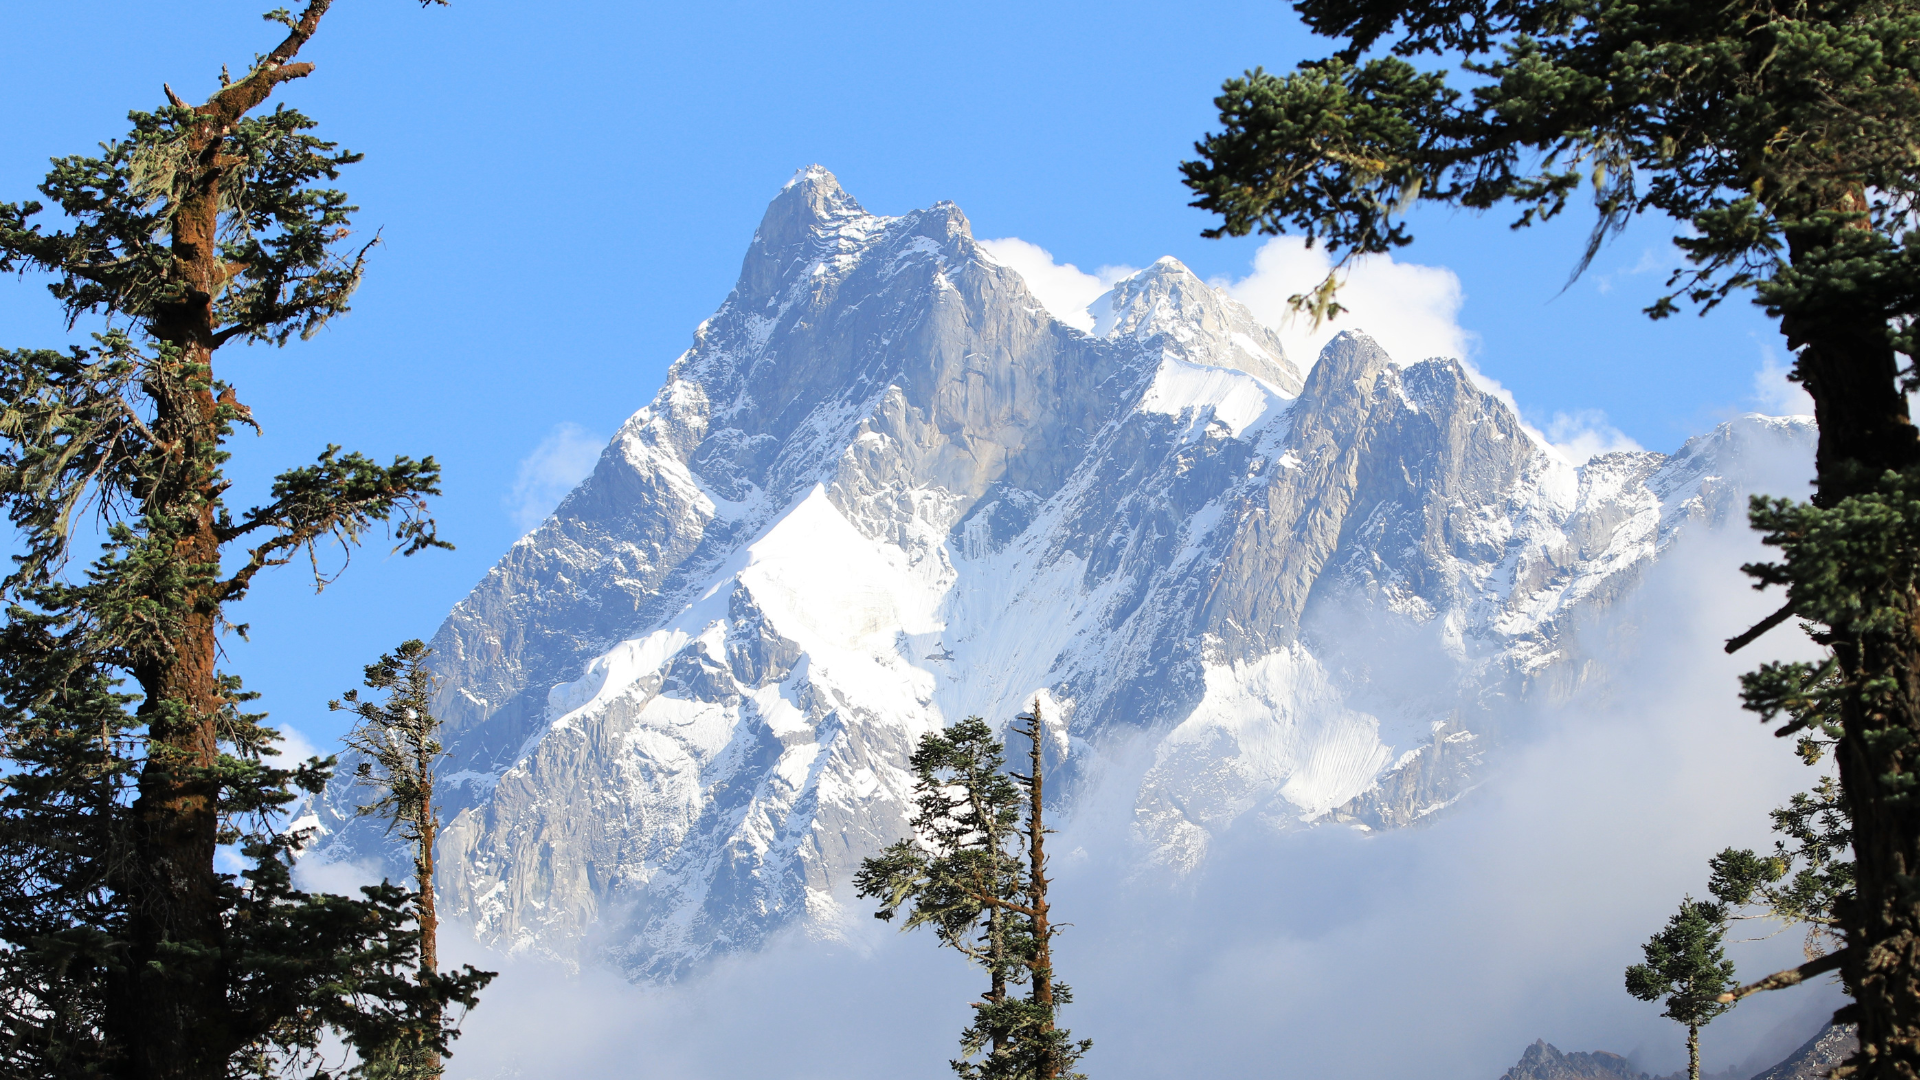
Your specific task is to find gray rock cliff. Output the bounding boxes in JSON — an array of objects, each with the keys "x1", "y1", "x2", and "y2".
[{"x1": 311, "y1": 166, "x2": 1816, "y2": 979}]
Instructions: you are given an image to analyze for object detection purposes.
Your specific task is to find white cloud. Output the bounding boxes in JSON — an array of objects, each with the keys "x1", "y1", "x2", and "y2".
[
  {"x1": 294, "y1": 854, "x2": 391, "y2": 896},
  {"x1": 1593, "y1": 246, "x2": 1669, "y2": 296},
  {"x1": 1219, "y1": 236, "x2": 1474, "y2": 372},
  {"x1": 507, "y1": 422, "x2": 604, "y2": 532},
  {"x1": 270, "y1": 720, "x2": 323, "y2": 766},
  {"x1": 437, "y1": 477, "x2": 1838, "y2": 1080},
  {"x1": 1547, "y1": 408, "x2": 1645, "y2": 463},
  {"x1": 978, "y1": 237, "x2": 1137, "y2": 333},
  {"x1": 1752, "y1": 346, "x2": 1814, "y2": 417}
]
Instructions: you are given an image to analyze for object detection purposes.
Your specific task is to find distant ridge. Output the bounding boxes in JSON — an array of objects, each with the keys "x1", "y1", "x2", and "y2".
[{"x1": 1499, "y1": 1025, "x2": 1857, "y2": 1080}]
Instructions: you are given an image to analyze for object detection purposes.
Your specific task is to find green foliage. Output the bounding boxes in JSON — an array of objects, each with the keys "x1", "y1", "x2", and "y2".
[
  {"x1": 334, "y1": 640, "x2": 442, "y2": 847},
  {"x1": 0, "y1": 102, "x2": 368, "y2": 343},
  {"x1": 0, "y1": 616, "x2": 474, "y2": 1077},
  {"x1": 0, "y1": 3, "x2": 468, "y2": 1075},
  {"x1": 956, "y1": 988, "x2": 1093, "y2": 1080},
  {"x1": 332, "y1": 640, "x2": 492, "y2": 1078},
  {"x1": 855, "y1": 717, "x2": 1089, "y2": 1080},
  {"x1": 1626, "y1": 898, "x2": 1739, "y2": 1031},
  {"x1": 1709, "y1": 775, "x2": 1853, "y2": 960},
  {"x1": 857, "y1": 718, "x2": 1023, "y2": 957},
  {"x1": 1181, "y1": 0, "x2": 1920, "y2": 337}
]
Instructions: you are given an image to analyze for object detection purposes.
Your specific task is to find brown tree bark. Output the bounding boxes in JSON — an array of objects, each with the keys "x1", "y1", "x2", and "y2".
[
  {"x1": 101, "y1": 7, "x2": 335, "y2": 1078},
  {"x1": 1023, "y1": 700, "x2": 1057, "y2": 1080},
  {"x1": 418, "y1": 742, "x2": 441, "y2": 1077},
  {"x1": 1782, "y1": 220, "x2": 1920, "y2": 1078}
]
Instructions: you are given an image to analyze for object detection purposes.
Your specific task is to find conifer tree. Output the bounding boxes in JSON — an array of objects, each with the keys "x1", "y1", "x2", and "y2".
[
  {"x1": 855, "y1": 707, "x2": 1090, "y2": 1080},
  {"x1": 1180, "y1": 1, "x2": 1920, "y2": 1070},
  {"x1": 857, "y1": 717, "x2": 1026, "y2": 1074},
  {"x1": 1709, "y1": 774, "x2": 1852, "y2": 967},
  {"x1": 1626, "y1": 899, "x2": 1740, "y2": 1080},
  {"x1": 333, "y1": 640, "x2": 489, "y2": 1078},
  {"x1": 0, "y1": 3, "x2": 481, "y2": 1077}
]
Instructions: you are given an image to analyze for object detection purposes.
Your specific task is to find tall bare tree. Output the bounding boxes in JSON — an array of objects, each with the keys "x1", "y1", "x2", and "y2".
[{"x1": 336, "y1": 639, "x2": 478, "y2": 1077}]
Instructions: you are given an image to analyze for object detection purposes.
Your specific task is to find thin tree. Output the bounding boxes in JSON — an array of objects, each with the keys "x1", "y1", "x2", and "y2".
[
  {"x1": 334, "y1": 639, "x2": 487, "y2": 1078},
  {"x1": 1002, "y1": 702, "x2": 1092, "y2": 1080},
  {"x1": 1179, "y1": 1, "x2": 1920, "y2": 1071},
  {"x1": 1627, "y1": 899, "x2": 1740, "y2": 1080},
  {"x1": 856, "y1": 717, "x2": 1027, "y2": 1075},
  {"x1": 857, "y1": 707, "x2": 1090, "y2": 1080},
  {"x1": 0, "y1": 3, "x2": 483, "y2": 1077}
]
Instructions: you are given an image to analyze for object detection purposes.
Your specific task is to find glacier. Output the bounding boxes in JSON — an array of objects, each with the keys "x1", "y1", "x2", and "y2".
[{"x1": 311, "y1": 164, "x2": 1815, "y2": 981}]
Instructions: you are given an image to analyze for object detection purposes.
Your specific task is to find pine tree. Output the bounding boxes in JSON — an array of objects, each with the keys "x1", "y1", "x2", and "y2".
[
  {"x1": 855, "y1": 707, "x2": 1090, "y2": 1080},
  {"x1": 1709, "y1": 774, "x2": 1853, "y2": 966},
  {"x1": 856, "y1": 717, "x2": 1026, "y2": 1074},
  {"x1": 993, "y1": 703, "x2": 1090, "y2": 1080},
  {"x1": 334, "y1": 640, "x2": 491, "y2": 1078},
  {"x1": 0, "y1": 3, "x2": 479, "y2": 1077},
  {"x1": 1627, "y1": 899, "x2": 1740, "y2": 1080},
  {"x1": 1179, "y1": 1, "x2": 1920, "y2": 1071}
]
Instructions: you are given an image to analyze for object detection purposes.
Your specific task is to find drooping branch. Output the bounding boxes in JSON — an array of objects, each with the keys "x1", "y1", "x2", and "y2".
[{"x1": 216, "y1": 446, "x2": 448, "y2": 601}]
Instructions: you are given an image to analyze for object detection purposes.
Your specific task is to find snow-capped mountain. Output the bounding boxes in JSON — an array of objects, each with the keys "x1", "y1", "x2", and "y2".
[{"x1": 312, "y1": 166, "x2": 1813, "y2": 980}]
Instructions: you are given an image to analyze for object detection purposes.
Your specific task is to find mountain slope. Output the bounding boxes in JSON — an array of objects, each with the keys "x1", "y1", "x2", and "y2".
[{"x1": 312, "y1": 166, "x2": 1814, "y2": 979}]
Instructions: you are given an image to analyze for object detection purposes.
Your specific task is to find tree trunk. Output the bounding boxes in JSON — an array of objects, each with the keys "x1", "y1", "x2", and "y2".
[
  {"x1": 105, "y1": 120, "x2": 237, "y2": 1079},
  {"x1": 418, "y1": 776, "x2": 441, "y2": 1077},
  {"x1": 987, "y1": 904, "x2": 1006, "y2": 1059},
  {"x1": 1024, "y1": 701, "x2": 1056, "y2": 1080},
  {"x1": 1688, "y1": 1023, "x2": 1700, "y2": 1080},
  {"x1": 1784, "y1": 230, "x2": 1920, "y2": 1079}
]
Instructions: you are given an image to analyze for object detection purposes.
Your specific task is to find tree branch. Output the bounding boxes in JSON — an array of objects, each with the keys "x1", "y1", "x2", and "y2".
[
  {"x1": 1715, "y1": 949, "x2": 1847, "y2": 1003},
  {"x1": 203, "y1": 0, "x2": 332, "y2": 121},
  {"x1": 1725, "y1": 601, "x2": 1797, "y2": 654}
]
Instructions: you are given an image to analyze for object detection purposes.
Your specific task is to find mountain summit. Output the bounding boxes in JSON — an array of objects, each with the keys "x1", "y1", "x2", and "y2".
[{"x1": 313, "y1": 167, "x2": 1812, "y2": 979}]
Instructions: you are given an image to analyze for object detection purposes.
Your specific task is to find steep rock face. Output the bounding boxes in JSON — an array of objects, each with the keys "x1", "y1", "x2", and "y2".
[
  {"x1": 312, "y1": 166, "x2": 1815, "y2": 978},
  {"x1": 1750, "y1": 1024, "x2": 1856, "y2": 1080}
]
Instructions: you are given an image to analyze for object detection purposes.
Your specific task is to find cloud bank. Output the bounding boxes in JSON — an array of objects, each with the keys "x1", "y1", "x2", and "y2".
[
  {"x1": 1546, "y1": 409, "x2": 1646, "y2": 463},
  {"x1": 426, "y1": 434, "x2": 1833, "y2": 1080}
]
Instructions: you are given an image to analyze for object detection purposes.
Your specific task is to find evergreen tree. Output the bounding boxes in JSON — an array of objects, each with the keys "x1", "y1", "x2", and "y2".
[
  {"x1": 0, "y1": 3, "x2": 480, "y2": 1077},
  {"x1": 1709, "y1": 775, "x2": 1852, "y2": 966},
  {"x1": 856, "y1": 717, "x2": 1026, "y2": 1075},
  {"x1": 1180, "y1": 0, "x2": 1920, "y2": 1070},
  {"x1": 993, "y1": 704, "x2": 1090, "y2": 1080},
  {"x1": 1626, "y1": 899, "x2": 1739, "y2": 1080},
  {"x1": 333, "y1": 640, "x2": 491, "y2": 1078},
  {"x1": 855, "y1": 707, "x2": 1090, "y2": 1080}
]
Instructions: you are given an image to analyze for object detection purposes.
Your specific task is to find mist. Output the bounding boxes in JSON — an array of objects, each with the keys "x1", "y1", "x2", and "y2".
[{"x1": 389, "y1": 433, "x2": 1840, "y2": 1080}]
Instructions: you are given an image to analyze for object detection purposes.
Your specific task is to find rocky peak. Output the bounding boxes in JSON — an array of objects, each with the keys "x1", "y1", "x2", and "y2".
[
  {"x1": 736, "y1": 164, "x2": 876, "y2": 301},
  {"x1": 1093, "y1": 256, "x2": 1303, "y2": 395},
  {"x1": 1501, "y1": 1040, "x2": 1646, "y2": 1080},
  {"x1": 311, "y1": 168, "x2": 1815, "y2": 981}
]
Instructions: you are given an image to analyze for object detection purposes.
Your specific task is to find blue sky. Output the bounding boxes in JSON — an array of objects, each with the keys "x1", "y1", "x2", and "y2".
[{"x1": 0, "y1": 0, "x2": 1797, "y2": 751}]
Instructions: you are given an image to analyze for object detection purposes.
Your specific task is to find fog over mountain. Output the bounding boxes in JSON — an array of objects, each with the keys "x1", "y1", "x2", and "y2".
[{"x1": 306, "y1": 167, "x2": 1834, "y2": 1076}]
